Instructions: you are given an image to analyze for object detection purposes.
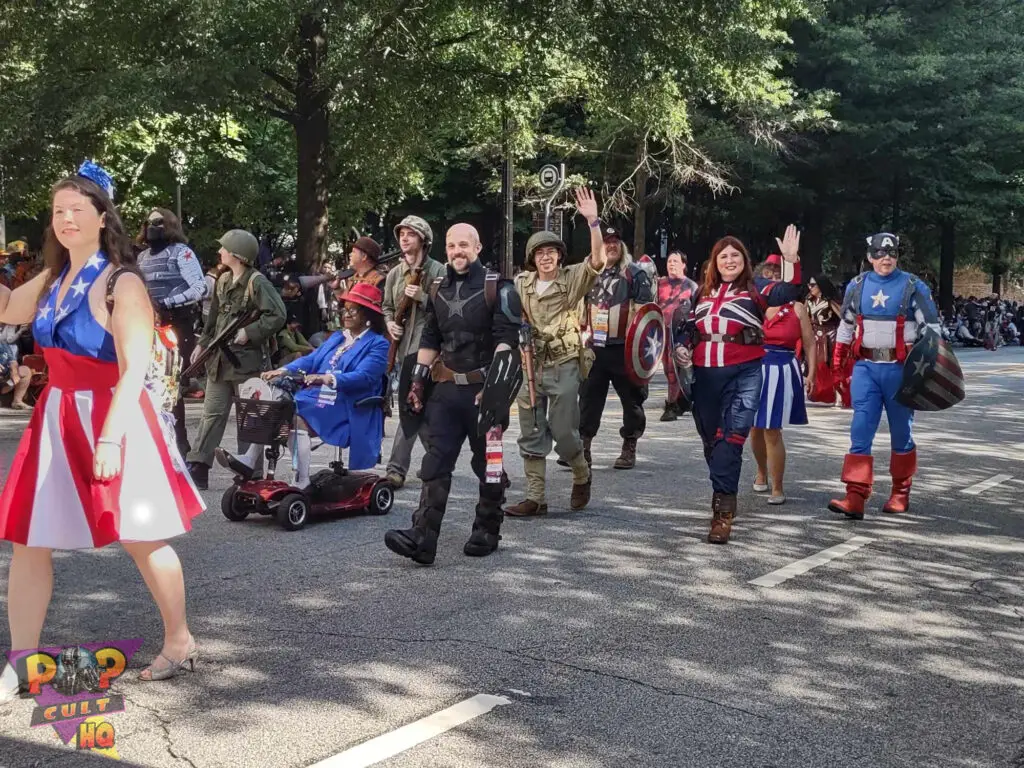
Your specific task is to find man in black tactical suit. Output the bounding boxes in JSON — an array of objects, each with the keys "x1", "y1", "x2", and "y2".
[{"x1": 384, "y1": 223, "x2": 522, "y2": 566}]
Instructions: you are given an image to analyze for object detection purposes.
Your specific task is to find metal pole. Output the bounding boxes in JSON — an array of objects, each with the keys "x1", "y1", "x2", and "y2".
[
  {"x1": 543, "y1": 164, "x2": 566, "y2": 234},
  {"x1": 501, "y1": 111, "x2": 514, "y2": 277},
  {"x1": 176, "y1": 182, "x2": 182, "y2": 221}
]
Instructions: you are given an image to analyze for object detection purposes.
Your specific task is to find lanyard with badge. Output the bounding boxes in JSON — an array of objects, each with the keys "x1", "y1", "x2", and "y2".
[
  {"x1": 592, "y1": 276, "x2": 614, "y2": 347},
  {"x1": 316, "y1": 333, "x2": 355, "y2": 407}
]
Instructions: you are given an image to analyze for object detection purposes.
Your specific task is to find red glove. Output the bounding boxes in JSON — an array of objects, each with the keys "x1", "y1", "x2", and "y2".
[
  {"x1": 407, "y1": 380, "x2": 425, "y2": 413},
  {"x1": 833, "y1": 342, "x2": 852, "y2": 376}
]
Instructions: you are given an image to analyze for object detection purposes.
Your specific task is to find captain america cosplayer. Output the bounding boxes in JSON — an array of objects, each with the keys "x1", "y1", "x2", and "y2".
[{"x1": 828, "y1": 233, "x2": 941, "y2": 519}]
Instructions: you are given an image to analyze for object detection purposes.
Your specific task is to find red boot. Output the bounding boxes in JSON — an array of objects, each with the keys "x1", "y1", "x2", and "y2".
[
  {"x1": 828, "y1": 454, "x2": 873, "y2": 520},
  {"x1": 882, "y1": 449, "x2": 917, "y2": 514}
]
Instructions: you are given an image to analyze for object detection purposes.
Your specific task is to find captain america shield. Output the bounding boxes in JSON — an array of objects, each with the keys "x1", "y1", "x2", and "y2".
[
  {"x1": 624, "y1": 303, "x2": 666, "y2": 386},
  {"x1": 896, "y1": 327, "x2": 965, "y2": 411}
]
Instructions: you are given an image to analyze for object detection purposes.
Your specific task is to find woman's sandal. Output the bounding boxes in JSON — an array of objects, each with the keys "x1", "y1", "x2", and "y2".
[{"x1": 138, "y1": 637, "x2": 198, "y2": 682}]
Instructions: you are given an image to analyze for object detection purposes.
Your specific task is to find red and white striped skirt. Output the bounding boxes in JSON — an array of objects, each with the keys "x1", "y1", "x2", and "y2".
[{"x1": 0, "y1": 348, "x2": 205, "y2": 549}]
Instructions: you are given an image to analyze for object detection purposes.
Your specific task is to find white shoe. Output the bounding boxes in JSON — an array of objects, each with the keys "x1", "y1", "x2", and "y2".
[
  {"x1": 768, "y1": 495, "x2": 787, "y2": 505},
  {"x1": 0, "y1": 662, "x2": 23, "y2": 704},
  {"x1": 753, "y1": 482, "x2": 769, "y2": 493}
]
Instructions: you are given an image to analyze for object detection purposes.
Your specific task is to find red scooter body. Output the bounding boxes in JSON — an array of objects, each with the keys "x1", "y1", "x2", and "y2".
[{"x1": 221, "y1": 463, "x2": 394, "y2": 530}]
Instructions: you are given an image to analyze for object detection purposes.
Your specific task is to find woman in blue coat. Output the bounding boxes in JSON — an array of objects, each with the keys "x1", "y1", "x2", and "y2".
[{"x1": 216, "y1": 282, "x2": 390, "y2": 485}]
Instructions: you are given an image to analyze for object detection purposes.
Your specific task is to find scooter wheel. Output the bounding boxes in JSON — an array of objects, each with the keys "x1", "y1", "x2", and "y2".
[
  {"x1": 221, "y1": 486, "x2": 249, "y2": 522},
  {"x1": 367, "y1": 481, "x2": 394, "y2": 516},
  {"x1": 276, "y1": 493, "x2": 310, "y2": 531}
]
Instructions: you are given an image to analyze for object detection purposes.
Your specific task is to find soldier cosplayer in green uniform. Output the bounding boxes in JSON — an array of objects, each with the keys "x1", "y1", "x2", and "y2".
[
  {"x1": 505, "y1": 188, "x2": 607, "y2": 517},
  {"x1": 186, "y1": 230, "x2": 287, "y2": 489},
  {"x1": 382, "y1": 215, "x2": 447, "y2": 488}
]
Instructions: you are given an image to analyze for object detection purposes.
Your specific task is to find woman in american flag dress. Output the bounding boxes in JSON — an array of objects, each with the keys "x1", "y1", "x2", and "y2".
[
  {"x1": 673, "y1": 228, "x2": 803, "y2": 544},
  {"x1": 0, "y1": 164, "x2": 204, "y2": 700}
]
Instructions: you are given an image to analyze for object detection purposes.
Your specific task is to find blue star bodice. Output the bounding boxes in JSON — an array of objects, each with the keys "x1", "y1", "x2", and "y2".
[
  {"x1": 32, "y1": 252, "x2": 117, "y2": 362},
  {"x1": 854, "y1": 269, "x2": 915, "y2": 320}
]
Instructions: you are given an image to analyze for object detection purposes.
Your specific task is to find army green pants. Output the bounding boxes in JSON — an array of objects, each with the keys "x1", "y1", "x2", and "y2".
[
  {"x1": 517, "y1": 359, "x2": 589, "y2": 502},
  {"x1": 187, "y1": 377, "x2": 262, "y2": 472}
]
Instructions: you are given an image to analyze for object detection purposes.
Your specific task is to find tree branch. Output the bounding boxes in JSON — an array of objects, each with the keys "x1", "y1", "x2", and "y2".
[
  {"x1": 262, "y1": 68, "x2": 296, "y2": 94},
  {"x1": 367, "y1": 0, "x2": 418, "y2": 50},
  {"x1": 263, "y1": 90, "x2": 297, "y2": 119}
]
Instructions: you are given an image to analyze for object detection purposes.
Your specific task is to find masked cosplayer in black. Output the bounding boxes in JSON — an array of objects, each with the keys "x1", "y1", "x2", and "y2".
[
  {"x1": 419, "y1": 259, "x2": 521, "y2": 371},
  {"x1": 146, "y1": 222, "x2": 167, "y2": 253}
]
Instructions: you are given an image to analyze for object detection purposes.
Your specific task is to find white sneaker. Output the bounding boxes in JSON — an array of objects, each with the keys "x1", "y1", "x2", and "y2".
[{"x1": 0, "y1": 662, "x2": 23, "y2": 704}]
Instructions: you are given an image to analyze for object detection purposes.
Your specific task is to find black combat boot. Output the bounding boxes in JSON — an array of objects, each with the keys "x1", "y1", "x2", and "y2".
[
  {"x1": 187, "y1": 462, "x2": 209, "y2": 490},
  {"x1": 464, "y1": 486, "x2": 504, "y2": 557},
  {"x1": 384, "y1": 478, "x2": 450, "y2": 565}
]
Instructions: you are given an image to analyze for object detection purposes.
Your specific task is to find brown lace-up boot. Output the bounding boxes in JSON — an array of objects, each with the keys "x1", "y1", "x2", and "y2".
[
  {"x1": 613, "y1": 438, "x2": 637, "y2": 469},
  {"x1": 707, "y1": 492, "x2": 737, "y2": 544}
]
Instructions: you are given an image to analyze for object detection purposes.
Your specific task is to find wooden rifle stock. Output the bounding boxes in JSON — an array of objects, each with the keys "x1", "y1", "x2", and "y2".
[
  {"x1": 386, "y1": 266, "x2": 424, "y2": 373},
  {"x1": 518, "y1": 325, "x2": 539, "y2": 433}
]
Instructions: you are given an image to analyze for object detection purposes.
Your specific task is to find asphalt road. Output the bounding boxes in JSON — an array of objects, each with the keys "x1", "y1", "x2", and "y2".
[{"x1": 0, "y1": 347, "x2": 1021, "y2": 768}]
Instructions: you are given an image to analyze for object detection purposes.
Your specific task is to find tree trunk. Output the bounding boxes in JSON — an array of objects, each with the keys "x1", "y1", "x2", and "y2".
[
  {"x1": 992, "y1": 235, "x2": 1003, "y2": 295},
  {"x1": 939, "y1": 218, "x2": 955, "y2": 317},
  {"x1": 801, "y1": 204, "x2": 825, "y2": 278},
  {"x1": 632, "y1": 139, "x2": 649, "y2": 259},
  {"x1": 294, "y1": 12, "x2": 330, "y2": 273}
]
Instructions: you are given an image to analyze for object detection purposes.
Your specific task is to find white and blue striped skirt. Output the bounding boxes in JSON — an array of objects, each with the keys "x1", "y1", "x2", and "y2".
[{"x1": 754, "y1": 347, "x2": 808, "y2": 429}]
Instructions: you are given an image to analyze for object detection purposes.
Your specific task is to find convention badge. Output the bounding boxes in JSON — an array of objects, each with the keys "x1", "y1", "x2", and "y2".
[
  {"x1": 485, "y1": 426, "x2": 504, "y2": 484},
  {"x1": 316, "y1": 383, "x2": 337, "y2": 408},
  {"x1": 593, "y1": 308, "x2": 610, "y2": 347}
]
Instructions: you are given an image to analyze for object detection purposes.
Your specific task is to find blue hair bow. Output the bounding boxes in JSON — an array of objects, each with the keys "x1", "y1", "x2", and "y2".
[{"x1": 77, "y1": 160, "x2": 116, "y2": 200}]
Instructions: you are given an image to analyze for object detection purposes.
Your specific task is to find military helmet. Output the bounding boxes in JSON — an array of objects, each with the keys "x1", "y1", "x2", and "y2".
[
  {"x1": 393, "y1": 215, "x2": 433, "y2": 251},
  {"x1": 217, "y1": 229, "x2": 259, "y2": 265},
  {"x1": 525, "y1": 230, "x2": 566, "y2": 270}
]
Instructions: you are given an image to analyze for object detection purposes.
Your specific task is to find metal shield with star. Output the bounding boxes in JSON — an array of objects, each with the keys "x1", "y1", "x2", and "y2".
[
  {"x1": 624, "y1": 303, "x2": 666, "y2": 386},
  {"x1": 896, "y1": 327, "x2": 965, "y2": 411}
]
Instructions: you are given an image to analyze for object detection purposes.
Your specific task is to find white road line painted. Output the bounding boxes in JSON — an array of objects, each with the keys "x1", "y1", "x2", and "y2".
[
  {"x1": 749, "y1": 536, "x2": 875, "y2": 588},
  {"x1": 309, "y1": 693, "x2": 511, "y2": 768},
  {"x1": 961, "y1": 474, "x2": 1014, "y2": 496}
]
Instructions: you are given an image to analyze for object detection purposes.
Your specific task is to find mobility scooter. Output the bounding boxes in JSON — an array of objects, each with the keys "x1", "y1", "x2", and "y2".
[{"x1": 220, "y1": 371, "x2": 394, "y2": 530}]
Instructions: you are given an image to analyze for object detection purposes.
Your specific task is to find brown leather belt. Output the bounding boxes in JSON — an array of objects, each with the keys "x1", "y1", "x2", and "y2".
[
  {"x1": 860, "y1": 346, "x2": 897, "y2": 362},
  {"x1": 698, "y1": 329, "x2": 764, "y2": 345},
  {"x1": 431, "y1": 363, "x2": 487, "y2": 385}
]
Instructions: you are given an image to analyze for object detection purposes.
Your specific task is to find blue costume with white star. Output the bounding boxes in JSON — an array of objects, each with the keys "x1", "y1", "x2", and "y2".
[
  {"x1": 836, "y1": 269, "x2": 940, "y2": 455},
  {"x1": 33, "y1": 252, "x2": 117, "y2": 361}
]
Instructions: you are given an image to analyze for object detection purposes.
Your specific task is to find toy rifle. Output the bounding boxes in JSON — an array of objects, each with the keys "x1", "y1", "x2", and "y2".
[
  {"x1": 518, "y1": 323, "x2": 540, "y2": 434},
  {"x1": 386, "y1": 263, "x2": 425, "y2": 373},
  {"x1": 180, "y1": 307, "x2": 263, "y2": 381}
]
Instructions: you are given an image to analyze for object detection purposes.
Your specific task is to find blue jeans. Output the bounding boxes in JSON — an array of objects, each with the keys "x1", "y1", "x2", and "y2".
[
  {"x1": 692, "y1": 361, "x2": 763, "y2": 494},
  {"x1": 849, "y1": 361, "x2": 914, "y2": 455}
]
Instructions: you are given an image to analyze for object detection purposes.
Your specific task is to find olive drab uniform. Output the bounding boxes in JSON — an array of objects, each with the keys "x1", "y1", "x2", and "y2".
[
  {"x1": 507, "y1": 245, "x2": 600, "y2": 516},
  {"x1": 186, "y1": 266, "x2": 287, "y2": 483},
  {"x1": 382, "y1": 254, "x2": 447, "y2": 484}
]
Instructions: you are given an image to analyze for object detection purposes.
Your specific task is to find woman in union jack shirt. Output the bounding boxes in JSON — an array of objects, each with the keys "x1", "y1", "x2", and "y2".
[{"x1": 673, "y1": 226, "x2": 802, "y2": 544}]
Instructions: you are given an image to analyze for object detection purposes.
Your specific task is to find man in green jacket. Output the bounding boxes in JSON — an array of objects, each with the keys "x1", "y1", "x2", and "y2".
[{"x1": 186, "y1": 229, "x2": 287, "y2": 489}]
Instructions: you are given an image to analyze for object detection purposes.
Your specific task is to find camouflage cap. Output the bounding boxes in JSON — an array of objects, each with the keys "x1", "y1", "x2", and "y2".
[
  {"x1": 217, "y1": 229, "x2": 259, "y2": 265},
  {"x1": 393, "y1": 215, "x2": 433, "y2": 251}
]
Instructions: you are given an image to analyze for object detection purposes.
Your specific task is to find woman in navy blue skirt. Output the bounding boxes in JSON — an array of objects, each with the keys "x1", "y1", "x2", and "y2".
[{"x1": 750, "y1": 260, "x2": 816, "y2": 504}]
